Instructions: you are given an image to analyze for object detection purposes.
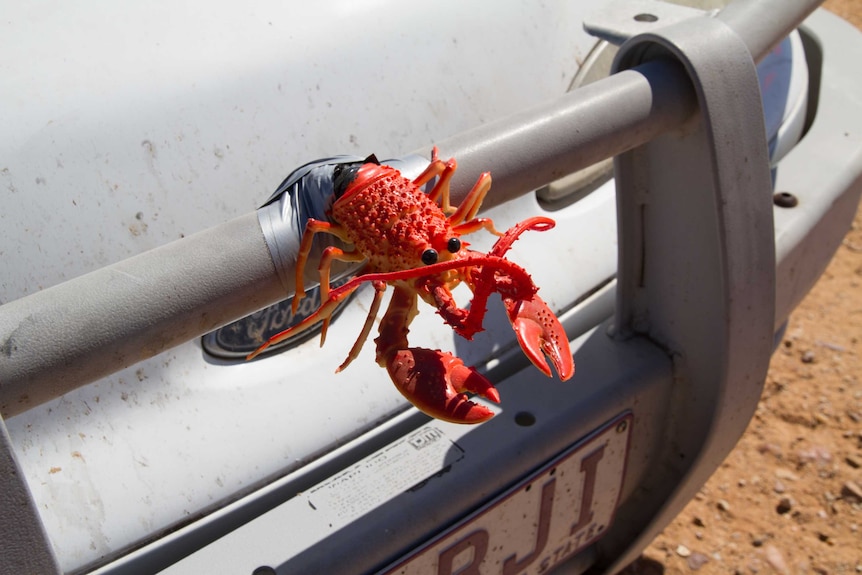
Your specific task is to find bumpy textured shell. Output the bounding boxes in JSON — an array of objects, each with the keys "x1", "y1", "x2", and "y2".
[{"x1": 331, "y1": 169, "x2": 456, "y2": 273}]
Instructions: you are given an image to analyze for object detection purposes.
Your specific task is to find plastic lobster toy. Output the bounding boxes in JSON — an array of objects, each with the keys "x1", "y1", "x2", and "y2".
[{"x1": 248, "y1": 148, "x2": 573, "y2": 423}]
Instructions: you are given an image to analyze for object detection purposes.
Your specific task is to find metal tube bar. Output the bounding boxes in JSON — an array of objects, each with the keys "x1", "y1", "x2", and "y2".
[
  {"x1": 0, "y1": 0, "x2": 825, "y2": 415},
  {"x1": 428, "y1": 60, "x2": 696, "y2": 209},
  {"x1": 0, "y1": 213, "x2": 284, "y2": 418},
  {"x1": 716, "y1": 0, "x2": 824, "y2": 64}
]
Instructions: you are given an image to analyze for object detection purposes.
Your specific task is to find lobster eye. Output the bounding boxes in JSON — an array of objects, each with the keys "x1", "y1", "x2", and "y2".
[
  {"x1": 447, "y1": 237, "x2": 461, "y2": 253},
  {"x1": 421, "y1": 249, "x2": 438, "y2": 265}
]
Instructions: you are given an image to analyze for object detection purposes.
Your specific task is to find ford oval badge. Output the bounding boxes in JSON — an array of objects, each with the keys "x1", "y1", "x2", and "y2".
[{"x1": 201, "y1": 276, "x2": 353, "y2": 360}]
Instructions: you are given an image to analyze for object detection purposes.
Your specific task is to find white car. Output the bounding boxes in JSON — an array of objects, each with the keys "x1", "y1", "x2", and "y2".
[{"x1": 1, "y1": 1, "x2": 860, "y2": 573}]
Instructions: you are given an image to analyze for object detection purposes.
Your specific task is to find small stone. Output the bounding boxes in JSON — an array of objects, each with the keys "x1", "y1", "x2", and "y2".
[
  {"x1": 846, "y1": 455, "x2": 862, "y2": 469},
  {"x1": 817, "y1": 340, "x2": 845, "y2": 352},
  {"x1": 687, "y1": 552, "x2": 710, "y2": 571},
  {"x1": 798, "y1": 445, "x2": 832, "y2": 466},
  {"x1": 692, "y1": 516, "x2": 706, "y2": 527},
  {"x1": 676, "y1": 544, "x2": 692, "y2": 558},
  {"x1": 801, "y1": 350, "x2": 816, "y2": 363},
  {"x1": 717, "y1": 499, "x2": 731, "y2": 512},
  {"x1": 765, "y1": 545, "x2": 789, "y2": 574},
  {"x1": 758, "y1": 443, "x2": 783, "y2": 457},
  {"x1": 775, "y1": 468, "x2": 798, "y2": 480},
  {"x1": 774, "y1": 480, "x2": 786, "y2": 494},
  {"x1": 841, "y1": 480, "x2": 862, "y2": 503},
  {"x1": 776, "y1": 497, "x2": 793, "y2": 514}
]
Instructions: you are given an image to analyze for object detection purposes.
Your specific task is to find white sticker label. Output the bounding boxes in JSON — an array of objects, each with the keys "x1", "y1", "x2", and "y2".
[{"x1": 307, "y1": 426, "x2": 464, "y2": 524}]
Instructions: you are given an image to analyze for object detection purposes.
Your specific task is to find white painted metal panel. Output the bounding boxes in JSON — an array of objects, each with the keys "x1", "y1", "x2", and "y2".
[{"x1": 1, "y1": 2, "x2": 609, "y2": 571}]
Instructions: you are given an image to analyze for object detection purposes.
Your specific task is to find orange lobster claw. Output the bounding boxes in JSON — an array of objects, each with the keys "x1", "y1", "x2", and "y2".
[
  {"x1": 476, "y1": 215, "x2": 574, "y2": 381},
  {"x1": 505, "y1": 294, "x2": 575, "y2": 381},
  {"x1": 385, "y1": 348, "x2": 500, "y2": 424}
]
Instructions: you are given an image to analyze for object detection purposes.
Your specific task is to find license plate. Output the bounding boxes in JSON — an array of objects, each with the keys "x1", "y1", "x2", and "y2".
[{"x1": 382, "y1": 413, "x2": 632, "y2": 575}]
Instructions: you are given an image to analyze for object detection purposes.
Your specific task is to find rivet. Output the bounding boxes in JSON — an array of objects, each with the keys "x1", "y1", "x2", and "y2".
[
  {"x1": 773, "y1": 191, "x2": 798, "y2": 208},
  {"x1": 514, "y1": 412, "x2": 536, "y2": 427},
  {"x1": 634, "y1": 13, "x2": 658, "y2": 23}
]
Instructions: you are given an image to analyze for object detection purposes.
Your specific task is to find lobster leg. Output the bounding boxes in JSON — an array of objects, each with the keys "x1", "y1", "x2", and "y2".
[
  {"x1": 246, "y1": 279, "x2": 363, "y2": 360},
  {"x1": 452, "y1": 215, "x2": 502, "y2": 239},
  {"x1": 411, "y1": 146, "x2": 447, "y2": 189},
  {"x1": 317, "y1": 245, "x2": 366, "y2": 345},
  {"x1": 414, "y1": 147, "x2": 498, "y2": 233},
  {"x1": 293, "y1": 218, "x2": 353, "y2": 314},
  {"x1": 376, "y1": 285, "x2": 501, "y2": 424},
  {"x1": 447, "y1": 171, "x2": 493, "y2": 227},
  {"x1": 336, "y1": 280, "x2": 386, "y2": 373}
]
